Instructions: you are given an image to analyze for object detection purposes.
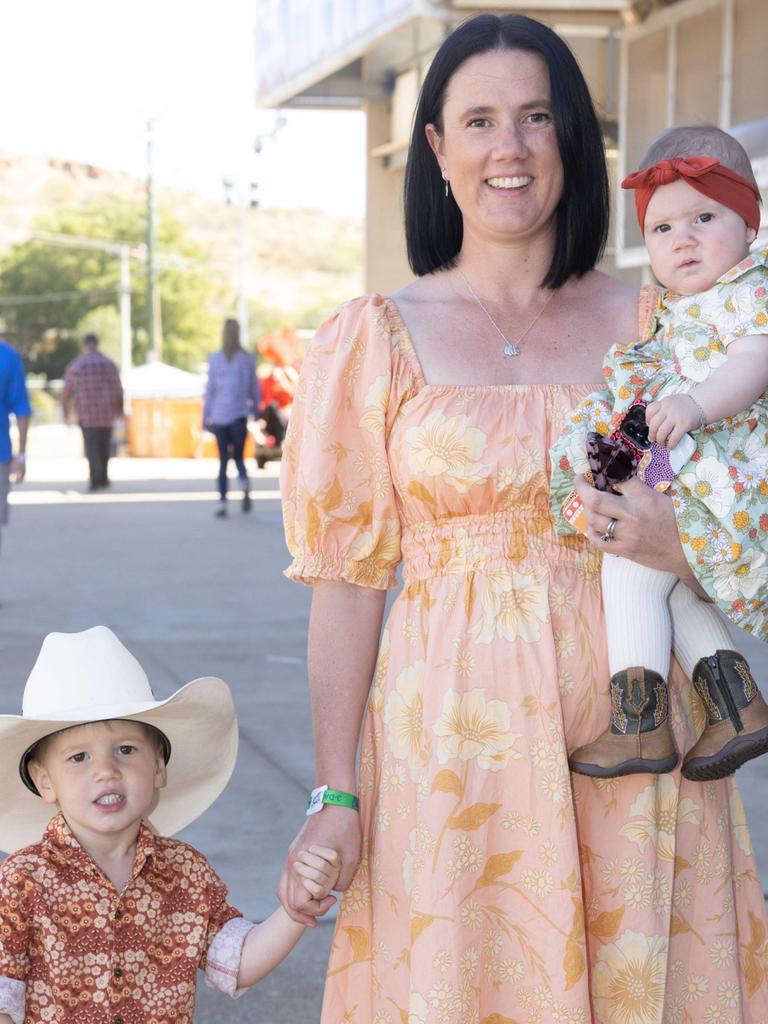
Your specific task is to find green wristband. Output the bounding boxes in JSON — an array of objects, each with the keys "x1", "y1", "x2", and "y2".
[{"x1": 307, "y1": 785, "x2": 360, "y2": 815}]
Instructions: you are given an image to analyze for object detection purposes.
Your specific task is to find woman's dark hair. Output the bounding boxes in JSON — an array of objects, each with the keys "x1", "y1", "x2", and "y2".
[
  {"x1": 404, "y1": 14, "x2": 609, "y2": 288},
  {"x1": 221, "y1": 318, "x2": 242, "y2": 359}
]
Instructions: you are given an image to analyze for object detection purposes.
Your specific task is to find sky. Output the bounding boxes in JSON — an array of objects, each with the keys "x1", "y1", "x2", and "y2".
[{"x1": 0, "y1": 0, "x2": 366, "y2": 217}]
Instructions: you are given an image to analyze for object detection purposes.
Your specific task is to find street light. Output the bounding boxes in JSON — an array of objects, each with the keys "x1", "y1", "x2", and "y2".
[{"x1": 223, "y1": 115, "x2": 285, "y2": 347}]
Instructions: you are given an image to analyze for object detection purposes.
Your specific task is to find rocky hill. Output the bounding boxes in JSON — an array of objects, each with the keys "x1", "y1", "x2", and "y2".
[{"x1": 0, "y1": 152, "x2": 363, "y2": 326}]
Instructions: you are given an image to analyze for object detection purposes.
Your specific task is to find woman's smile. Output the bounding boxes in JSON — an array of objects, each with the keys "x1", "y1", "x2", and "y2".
[{"x1": 427, "y1": 48, "x2": 563, "y2": 246}]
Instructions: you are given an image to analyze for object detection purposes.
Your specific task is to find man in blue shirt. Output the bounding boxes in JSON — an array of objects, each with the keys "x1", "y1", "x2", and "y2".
[{"x1": 0, "y1": 339, "x2": 31, "y2": 558}]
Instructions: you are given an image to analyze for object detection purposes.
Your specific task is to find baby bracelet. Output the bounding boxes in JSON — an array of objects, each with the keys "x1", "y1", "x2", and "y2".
[{"x1": 686, "y1": 392, "x2": 708, "y2": 430}]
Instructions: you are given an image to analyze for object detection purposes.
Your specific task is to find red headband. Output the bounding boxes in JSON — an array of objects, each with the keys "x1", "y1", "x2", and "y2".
[{"x1": 621, "y1": 156, "x2": 761, "y2": 236}]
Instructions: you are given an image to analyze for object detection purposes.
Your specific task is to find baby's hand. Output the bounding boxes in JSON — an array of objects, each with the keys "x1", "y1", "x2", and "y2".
[
  {"x1": 645, "y1": 394, "x2": 700, "y2": 449},
  {"x1": 292, "y1": 845, "x2": 341, "y2": 909}
]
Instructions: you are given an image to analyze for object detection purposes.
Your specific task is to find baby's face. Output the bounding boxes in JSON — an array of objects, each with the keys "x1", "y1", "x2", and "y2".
[
  {"x1": 28, "y1": 720, "x2": 166, "y2": 844},
  {"x1": 643, "y1": 177, "x2": 755, "y2": 295}
]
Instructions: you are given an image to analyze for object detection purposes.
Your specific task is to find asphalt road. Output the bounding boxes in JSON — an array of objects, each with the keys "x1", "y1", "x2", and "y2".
[{"x1": 1, "y1": 431, "x2": 766, "y2": 1022}]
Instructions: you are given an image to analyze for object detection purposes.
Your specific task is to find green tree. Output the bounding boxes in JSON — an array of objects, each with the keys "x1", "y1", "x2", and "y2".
[{"x1": 0, "y1": 198, "x2": 221, "y2": 376}]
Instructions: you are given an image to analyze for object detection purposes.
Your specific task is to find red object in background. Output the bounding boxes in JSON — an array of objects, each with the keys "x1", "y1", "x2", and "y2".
[
  {"x1": 256, "y1": 326, "x2": 302, "y2": 415},
  {"x1": 258, "y1": 363, "x2": 297, "y2": 412},
  {"x1": 252, "y1": 327, "x2": 302, "y2": 466},
  {"x1": 257, "y1": 326, "x2": 303, "y2": 368}
]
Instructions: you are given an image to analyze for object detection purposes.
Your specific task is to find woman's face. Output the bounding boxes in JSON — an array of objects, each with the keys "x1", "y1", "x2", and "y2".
[{"x1": 426, "y1": 48, "x2": 564, "y2": 248}]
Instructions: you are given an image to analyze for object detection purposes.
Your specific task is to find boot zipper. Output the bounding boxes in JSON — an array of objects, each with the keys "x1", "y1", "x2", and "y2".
[{"x1": 704, "y1": 655, "x2": 744, "y2": 733}]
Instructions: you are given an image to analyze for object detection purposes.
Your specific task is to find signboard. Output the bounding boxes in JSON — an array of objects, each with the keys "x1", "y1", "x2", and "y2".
[{"x1": 255, "y1": 0, "x2": 414, "y2": 102}]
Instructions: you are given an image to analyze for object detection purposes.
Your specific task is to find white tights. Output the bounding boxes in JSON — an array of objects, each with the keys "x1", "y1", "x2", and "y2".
[{"x1": 601, "y1": 553, "x2": 734, "y2": 679}]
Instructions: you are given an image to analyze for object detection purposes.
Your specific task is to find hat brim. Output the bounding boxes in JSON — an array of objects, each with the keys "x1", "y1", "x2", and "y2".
[{"x1": 0, "y1": 677, "x2": 238, "y2": 854}]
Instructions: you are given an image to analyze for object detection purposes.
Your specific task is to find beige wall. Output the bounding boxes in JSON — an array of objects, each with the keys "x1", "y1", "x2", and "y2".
[
  {"x1": 361, "y1": 0, "x2": 767, "y2": 291},
  {"x1": 364, "y1": 98, "x2": 411, "y2": 294}
]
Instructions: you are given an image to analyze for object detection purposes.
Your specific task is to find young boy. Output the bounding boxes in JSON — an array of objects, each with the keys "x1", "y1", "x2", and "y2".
[
  {"x1": 550, "y1": 125, "x2": 768, "y2": 780},
  {"x1": 0, "y1": 626, "x2": 340, "y2": 1024}
]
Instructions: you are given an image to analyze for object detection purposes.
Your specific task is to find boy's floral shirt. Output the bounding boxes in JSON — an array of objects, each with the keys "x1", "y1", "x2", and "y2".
[
  {"x1": 0, "y1": 813, "x2": 252, "y2": 1024},
  {"x1": 550, "y1": 251, "x2": 768, "y2": 640}
]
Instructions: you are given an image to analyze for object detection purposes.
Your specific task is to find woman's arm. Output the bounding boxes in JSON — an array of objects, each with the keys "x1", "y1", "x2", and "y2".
[
  {"x1": 277, "y1": 580, "x2": 387, "y2": 925},
  {"x1": 646, "y1": 335, "x2": 768, "y2": 448},
  {"x1": 575, "y1": 475, "x2": 709, "y2": 598}
]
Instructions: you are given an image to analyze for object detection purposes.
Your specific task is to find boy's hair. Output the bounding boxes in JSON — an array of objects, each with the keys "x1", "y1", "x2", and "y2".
[
  {"x1": 25, "y1": 719, "x2": 170, "y2": 779},
  {"x1": 640, "y1": 125, "x2": 759, "y2": 190}
]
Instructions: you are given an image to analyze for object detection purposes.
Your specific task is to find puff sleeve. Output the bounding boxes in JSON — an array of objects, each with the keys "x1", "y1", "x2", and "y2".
[
  {"x1": 281, "y1": 295, "x2": 410, "y2": 589},
  {"x1": 704, "y1": 253, "x2": 768, "y2": 346}
]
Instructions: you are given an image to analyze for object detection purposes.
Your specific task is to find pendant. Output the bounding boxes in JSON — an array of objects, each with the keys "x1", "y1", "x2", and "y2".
[{"x1": 503, "y1": 343, "x2": 521, "y2": 358}]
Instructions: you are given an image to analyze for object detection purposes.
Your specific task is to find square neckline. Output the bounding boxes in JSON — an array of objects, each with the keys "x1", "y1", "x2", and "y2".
[{"x1": 379, "y1": 294, "x2": 602, "y2": 392}]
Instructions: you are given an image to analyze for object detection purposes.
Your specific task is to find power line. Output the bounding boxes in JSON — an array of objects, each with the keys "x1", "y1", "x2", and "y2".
[{"x1": 0, "y1": 287, "x2": 119, "y2": 306}]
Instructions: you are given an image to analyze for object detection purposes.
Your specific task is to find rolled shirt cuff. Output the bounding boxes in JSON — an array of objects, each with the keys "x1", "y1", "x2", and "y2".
[
  {"x1": 204, "y1": 916, "x2": 255, "y2": 998},
  {"x1": 0, "y1": 976, "x2": 26, "y2": 1024}
]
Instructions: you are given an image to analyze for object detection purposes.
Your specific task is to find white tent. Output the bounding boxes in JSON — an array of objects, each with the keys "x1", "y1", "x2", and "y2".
[{"x1": 122, "y1": 362, "x2": 205, "y2": 399}]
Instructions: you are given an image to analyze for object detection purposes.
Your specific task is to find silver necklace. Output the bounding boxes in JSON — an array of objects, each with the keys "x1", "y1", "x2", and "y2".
[{"x1": 457, "y1": 267, "x2": 554, "y2": 358}]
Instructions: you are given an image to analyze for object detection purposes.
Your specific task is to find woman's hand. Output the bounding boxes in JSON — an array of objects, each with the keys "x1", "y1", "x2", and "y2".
[
  {"x1": 574, "y1": 474, "x2": 693, "y2": 577},
  {"x1": 278, "y1": 806, "x2": 362, "y2": 926}
]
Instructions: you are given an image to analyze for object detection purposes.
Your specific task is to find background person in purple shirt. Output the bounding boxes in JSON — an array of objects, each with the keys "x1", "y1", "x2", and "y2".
[
  {"x1": 0, "y1": 339, "x2": 31, "y2": 565},
  {"x1": 203, "y1": 319, "x2": 260, "y2": 518}
]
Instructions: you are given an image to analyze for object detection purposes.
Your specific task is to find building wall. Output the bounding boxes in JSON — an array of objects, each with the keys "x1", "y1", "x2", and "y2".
[
  {"x1": 255, "y1": 0, "x2": 767, "y2": 293},
  {"x1": 365, "y1": 99, "x2": 410, "y2": 294},
  {"x1": 618, "y1": 0, "x2": 768, "y2": 264}
]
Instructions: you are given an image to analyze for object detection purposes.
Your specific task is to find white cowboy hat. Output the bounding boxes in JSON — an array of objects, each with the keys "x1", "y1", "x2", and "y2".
[{"x1": 0, "y1": 626, "x2": 238, "y2": 854}]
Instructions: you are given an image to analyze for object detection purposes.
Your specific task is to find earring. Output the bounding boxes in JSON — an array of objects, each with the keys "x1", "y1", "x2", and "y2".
[{"x1": 441, "y1": 168, "x2": 450, "y2": 199}]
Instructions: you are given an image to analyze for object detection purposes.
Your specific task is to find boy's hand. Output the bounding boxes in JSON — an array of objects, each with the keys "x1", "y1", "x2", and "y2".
[
  {"x1": 292, "y1": 845, "x2": 340, "y2": 906},
  {"x1": 645, "y1": 394, "x2": 700, "y2": 449},
  {"x1": 279, "y1": 805, "x2": 362, "y2": 926}
]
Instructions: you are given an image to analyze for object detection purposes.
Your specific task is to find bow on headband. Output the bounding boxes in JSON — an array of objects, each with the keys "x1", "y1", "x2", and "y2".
[{"x1": 622, "y1": 156, "x2": 761, "y2": 236}]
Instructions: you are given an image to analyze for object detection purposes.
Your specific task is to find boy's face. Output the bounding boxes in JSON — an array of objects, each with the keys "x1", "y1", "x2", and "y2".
[
  {"x1": 28, "y1": 720, "x2": 166, "y2": 844},
  {"x1": 643, "y1": 177, "x2": 756, "y2": 296}
]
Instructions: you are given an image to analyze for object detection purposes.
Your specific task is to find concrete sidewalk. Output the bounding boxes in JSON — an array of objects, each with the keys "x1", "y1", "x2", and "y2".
[
  {"x1": 1, "y1": 451, "x2": 332, "y2": 1022},
  {"x1": 1, "y1": 439, "x2": 766, "y2": 1022}
]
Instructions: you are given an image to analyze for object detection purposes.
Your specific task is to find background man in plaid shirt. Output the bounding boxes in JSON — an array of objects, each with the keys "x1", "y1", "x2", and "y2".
[{"x1": 62, "y1": 333, "x2": 123, "y2": 491}]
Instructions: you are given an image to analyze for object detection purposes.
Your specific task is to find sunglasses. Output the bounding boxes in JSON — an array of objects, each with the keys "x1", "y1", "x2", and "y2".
[{"x1": 585, "y1": 401, "x2": 649, "y2": 493}]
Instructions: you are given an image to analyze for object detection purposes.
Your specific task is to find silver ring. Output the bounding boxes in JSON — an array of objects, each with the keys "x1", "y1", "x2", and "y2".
[{"x1": 601, "y1": 517, "x2": 618, "y2": 542}]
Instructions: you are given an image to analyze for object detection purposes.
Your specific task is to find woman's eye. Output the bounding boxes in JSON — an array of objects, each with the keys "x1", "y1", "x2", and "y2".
[
  {"x1": 467, "y1": 117, "x2": 491, "y2": 128},
  {"x1": 526, "y1": 112, "x2": 551, "y2": 125}
]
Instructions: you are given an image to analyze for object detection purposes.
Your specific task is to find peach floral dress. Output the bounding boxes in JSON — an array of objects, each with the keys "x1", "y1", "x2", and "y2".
[{"x1": 281, "y1": 294, "x2": 768, "y2": 1024}]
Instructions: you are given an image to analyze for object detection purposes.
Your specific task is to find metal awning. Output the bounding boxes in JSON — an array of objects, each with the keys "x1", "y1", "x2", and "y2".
[{"x1": 255, "y1": 0, "x2": 426, "y2": 108}]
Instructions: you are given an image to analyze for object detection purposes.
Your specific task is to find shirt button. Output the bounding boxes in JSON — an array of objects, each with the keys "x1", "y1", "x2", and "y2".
[
  {"x1": 114, "y1": 1018, "x2": 124, "y2": 1024},
  {"x1": 114, "y1": 910, "x2": 123, "y2": 920},
  {"x1": 114, "y1": 967, "x2": 123, "y2": 979}
]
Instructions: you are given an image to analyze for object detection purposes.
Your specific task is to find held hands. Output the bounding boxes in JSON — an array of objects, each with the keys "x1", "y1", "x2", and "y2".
[
  {"x1": 278, "y1": 805, "x2": 362, "y2": 926},
  {"x1": 236, "y1": 846, "x2": 340, "y2": 990},
  {"x1": 292, "y1": 845, "x2": 341, "y2": 905},
  {"x1": 645, "y1": 394, "x2": 701, "y2": 449}
]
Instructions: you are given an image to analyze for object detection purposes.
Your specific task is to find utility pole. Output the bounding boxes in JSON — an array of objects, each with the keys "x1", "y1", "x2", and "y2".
[
  {"x1": 119, "y1": 245, "x2": 132, "y2": 373},
  {"x1": 146, "y1": 118, "x2": 159, "y2": 361},
  {"x1": 237, "y1": 200, "x2": 248, "y2": 347},
  {"x1": 224, "y1": 117, "x2": 285, "y2": 349}
]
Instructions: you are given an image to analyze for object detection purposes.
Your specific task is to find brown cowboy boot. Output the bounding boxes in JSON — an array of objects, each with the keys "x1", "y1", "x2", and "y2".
[
  {"x1": 682, "y1": 650, "x2": 768, "y2": 781},
  {"x1": 569, "y1": 667, "x2": 679, "y2": 778}
]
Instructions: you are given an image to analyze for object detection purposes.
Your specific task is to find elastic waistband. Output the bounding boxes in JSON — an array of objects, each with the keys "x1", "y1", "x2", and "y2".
[{"x1": 400, "y1": 511, "x2": 598, "y2": 582}]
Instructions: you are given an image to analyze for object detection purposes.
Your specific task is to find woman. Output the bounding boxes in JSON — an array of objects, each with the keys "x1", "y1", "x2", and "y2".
[
  {"x1": 203, "y1": 318, "x2": 259, "y2": 518},
  {"x1": 279, "y1": 14, "x2": 768, "y2": 1022}
]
